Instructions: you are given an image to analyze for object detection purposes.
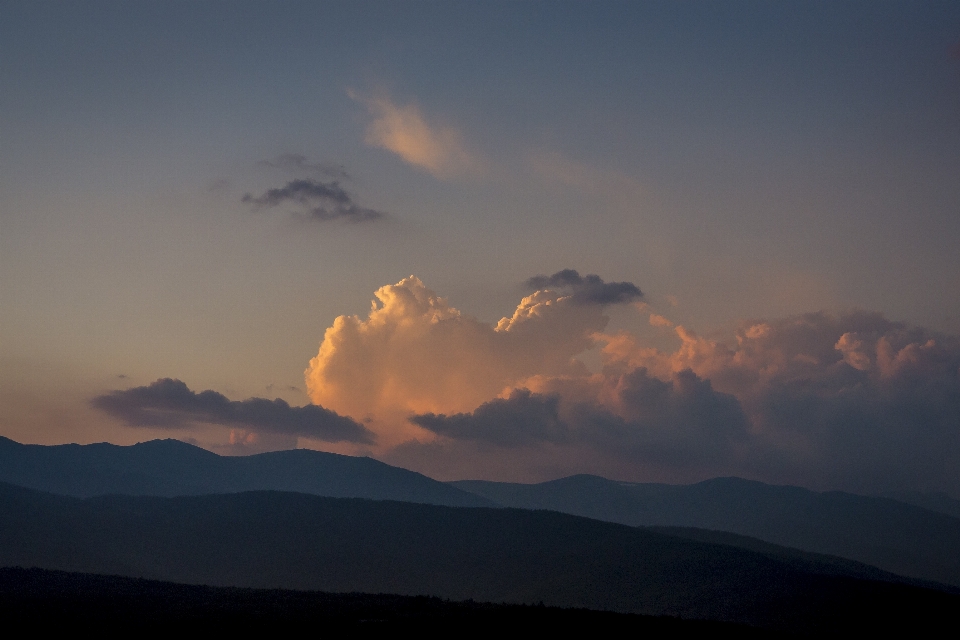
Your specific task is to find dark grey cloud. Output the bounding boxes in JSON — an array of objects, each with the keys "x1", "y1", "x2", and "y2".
[
  {"x1": 258, "y1": 153, "x2": 349, "y2": 179},
  {"x1": 525, "y1": 269, "x2": 643, "y2": 305},
  {"x1": 92, "y1": 378, "x2": 374, "y2": 444},
  {"x1": 411, "y1": 370, "x2": 749, "y2": 468},
  {"x1": 242, "y1": 179, "x2": 384, "y2": 223},
  {"x1": 716, "y1": 312, "x2": 960, "y2": 494},
  {"x1": 411, "y1": 390, "x2": 569, "y2": 447}
]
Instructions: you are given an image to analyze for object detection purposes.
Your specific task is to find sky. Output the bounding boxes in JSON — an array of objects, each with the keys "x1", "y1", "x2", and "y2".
[{"x1": 2, "y1": 1, "x2": 960, "y2": 495}]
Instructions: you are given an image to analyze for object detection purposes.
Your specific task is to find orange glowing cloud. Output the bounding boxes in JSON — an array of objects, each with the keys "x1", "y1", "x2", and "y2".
[
  {"x1": 304, "y1": 276, "x2": 608, "y2": 446},
  {"x1": 305, "y1": 278, "x2": 960, "y2": 495},
  {"x1": 649, "y1": 313, "x2": 673, "y2": 328}
]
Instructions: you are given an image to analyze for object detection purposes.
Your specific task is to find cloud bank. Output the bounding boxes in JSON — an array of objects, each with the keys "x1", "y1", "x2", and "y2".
[
  {"x1": 306, "y1": 276, "x2": 960, "y2": 494},
  {"x1": 352, "y1": 92, "x2": 475, "y2": 178},
  {"x1": 412, "y1": 368, "x2": 750, "y2": 471},
  {"x1": 92, "y1": 378, "x2": 374, "y2": 444},
  {"x1": 242, "y1": 179, "x2": 384, "y2": 223}
]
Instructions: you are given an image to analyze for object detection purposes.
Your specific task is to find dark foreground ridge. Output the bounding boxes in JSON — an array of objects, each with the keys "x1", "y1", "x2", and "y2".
[
  {"x1": 0, "y1": 567, "x2": 771, "y2": 636},
  {"x1": 1, "y1": 482, "x2": 957, "y2": 635}
]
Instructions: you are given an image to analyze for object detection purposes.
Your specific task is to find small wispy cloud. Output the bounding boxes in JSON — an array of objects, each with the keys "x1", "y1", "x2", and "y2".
[
  {"x1": 350, "y1": 90, "x2": 476, "y2": 179},
  {"x1": 242, "y1": 178, "x2": 385, "y2": 223}
]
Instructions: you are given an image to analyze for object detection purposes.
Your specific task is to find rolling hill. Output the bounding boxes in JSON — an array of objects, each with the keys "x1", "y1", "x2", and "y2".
[
  {"x1": 450, "y1": 474, "x2": 960, "y2": 586},
  {"x1": 0, "y1": 482, "x2": 956, "y2": 635}
]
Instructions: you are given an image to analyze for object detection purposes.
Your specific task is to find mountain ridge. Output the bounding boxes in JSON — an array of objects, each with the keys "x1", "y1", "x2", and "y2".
[
  {"x1": 0, "y1": 436, "x2": 491, "y2": 507},
  {"x1": 1, "y1": 482, "x2": 957, "y2": 635},
  {"x1": 450, "y1": 474, "x2": 960, "y2": 587}
]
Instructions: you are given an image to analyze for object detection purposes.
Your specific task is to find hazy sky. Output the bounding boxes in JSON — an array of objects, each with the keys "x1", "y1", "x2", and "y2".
[{"x1": 2, "y1": 1, "x2": 959, "y2": 494}]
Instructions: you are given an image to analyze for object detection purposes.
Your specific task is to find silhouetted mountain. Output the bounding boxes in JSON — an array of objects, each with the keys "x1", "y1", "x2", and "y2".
[
  {"x1": 647, "y1": 526, "x2": 951, "y2": 591},
  {"x1": 0, "y1": 436, "x2": 490, "y2": 507},
  {"x1": 0, "y1": 483, "x2": 957, "y2": 635},
  {"x1": 451, "y1": 475, "x2": 960, "y2": 587},
  {"x1": 875, "y1": 490, "x2": 960, "y2": 520},
  {"x1": 0, "y1": 567, "x2": 768, "y2": 636}
]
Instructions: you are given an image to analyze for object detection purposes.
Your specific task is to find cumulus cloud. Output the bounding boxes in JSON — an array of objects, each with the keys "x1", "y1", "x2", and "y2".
[
  {"x1": 351, "y1": 91, "x2": 475, "y2": 179},
  {"x1": 525, "y1": 269, "x2": 643, "y2": 305},
  {"x1": 92, "y1": 378, "x2": 374, "y2": 444},
  {"x1": 304, "y1": 275, "x2": 610, "y2": 445},
  {"x1": 305, "y1": 277, "x2": 960, "y2": 495},
  {"x1": 258, "y1": 153, "x2": 349, "y2": 179},
  {"x1": 242, "y1": 178, "x2": 384, "y2": 223},
  {"x1": 640, "y1": 311, "x2": 960, "y2": 494}
]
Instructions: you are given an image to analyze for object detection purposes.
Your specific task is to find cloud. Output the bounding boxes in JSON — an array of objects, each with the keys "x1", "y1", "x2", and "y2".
[
  {"x1": 258, "y1": 153, "x2": 349, "y2": 179},
  {"x1": 525, "y1": 269, "x2": 643, "y2": 305},
  {"x1": 242, "y1": 179, "x2": 384, "y2": 223},
  {"x1": 351, "y1": 91, "x2": 475, "y2": 179},
  {"x1": 588, "y1": 311, "x2": 960, "y2": 492},
  {"x1": 649, "y1": 314, "x2": 673, "y2": 328},
  {"x1": 91, "y1": 378, "x2": 374, "y2": 444},
  {"x1": 412, "y1": 389, "x2": 569, "y2": 447},
  {"x1": 305, "y1": 277, "x2": 960, "y2": 495},
  {"x1": 304, "y1": 275, "x2": 612, "y2": 445},
  {"x1": 412, "y1": 368, "x2": 750, "y2": 470}
]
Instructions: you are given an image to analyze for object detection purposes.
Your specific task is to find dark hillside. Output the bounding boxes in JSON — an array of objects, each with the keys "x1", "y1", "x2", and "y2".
[
  {"x1": 452, "y1": 475, "x2": 960, "y2": 586},
  {"x1": 0, "y1": 482, "x2": 956, "y2": 635},
  {"x1": 0, "y1": 567, "x2": 771, "y2": 636}
]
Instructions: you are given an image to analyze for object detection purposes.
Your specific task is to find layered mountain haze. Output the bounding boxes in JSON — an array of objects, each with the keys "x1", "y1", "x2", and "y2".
[
  {"x1": 0, "y1": 436, "x2": 489, "y2": 507},
  {"x1": 3, "y1": 437, "x2": 959, "y2": 590},
  {"x1": 1, "y1": 482, "x2": 957, "y2": 635},
  {"x1": 451, "y1": 475, "x2": 960, "y2": 587}
]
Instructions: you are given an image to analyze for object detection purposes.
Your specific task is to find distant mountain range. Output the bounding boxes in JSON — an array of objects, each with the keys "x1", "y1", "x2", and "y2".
[
  {"x1": 1, "y1": 483, "x2": 957, "y2": 635},
  {"x1": 2, "y1": 436, "x2": 959, "y2": 589},
  {"x1": 0, "y1": 436, "x2": 489, "y2": 507},
  {"x1": 451, "y1": 475, "x2": 960, "y2": 587}
]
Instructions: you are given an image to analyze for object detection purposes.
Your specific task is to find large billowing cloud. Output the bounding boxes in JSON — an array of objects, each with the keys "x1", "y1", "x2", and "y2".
[
  {"x1": 304, "y1": 274, "x2": 641, "y2": 445},
  {"x1": 306, "y1": 276, "x2": 960, "y2": 494},
  {"x1": 92, "y1": 378, "x2": 374, "y2": 444},
  {"x1": 608, "y1": 311, "x2": 960, "y2": 494}
]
